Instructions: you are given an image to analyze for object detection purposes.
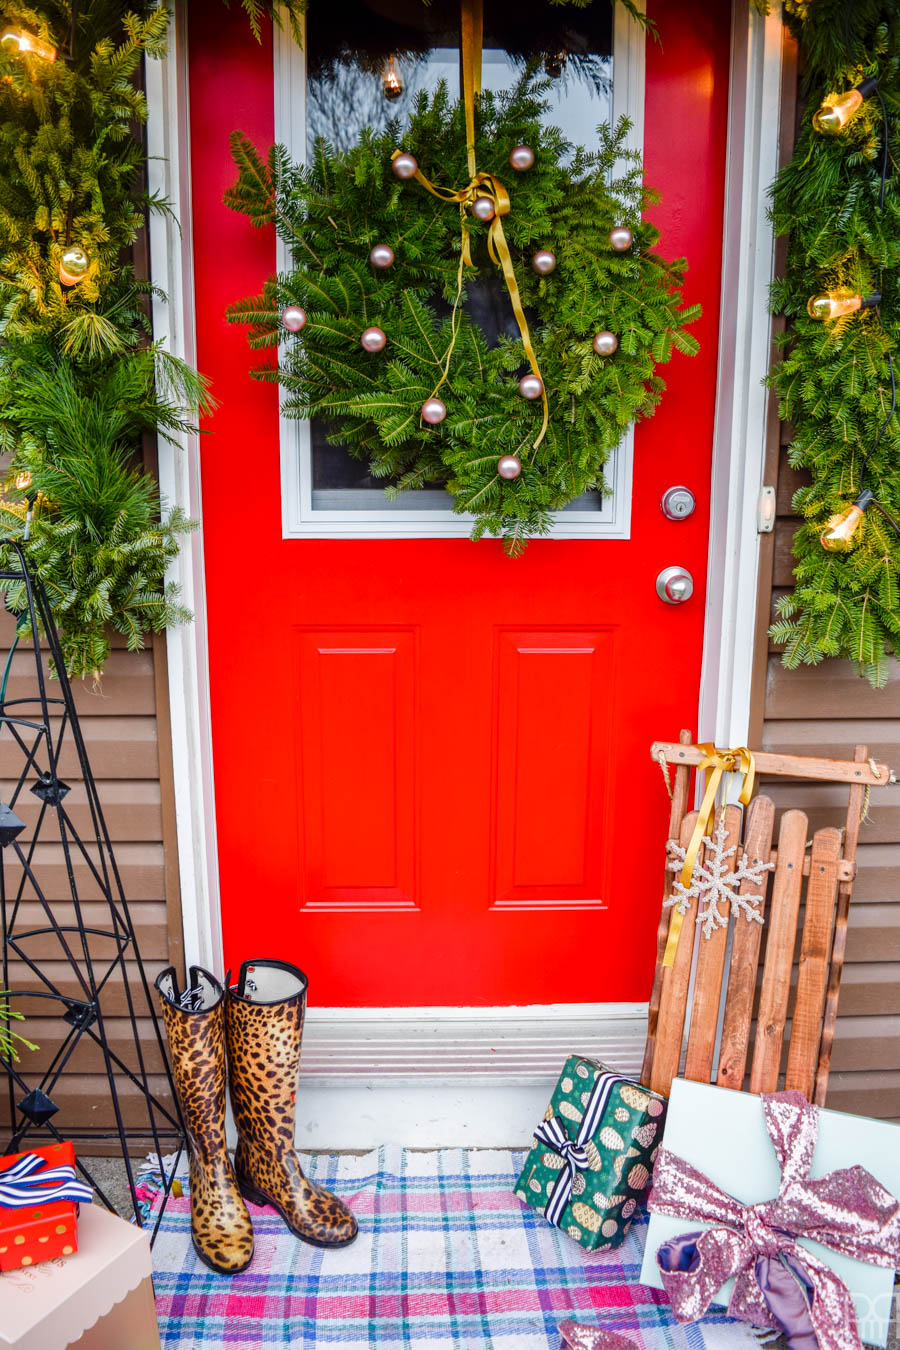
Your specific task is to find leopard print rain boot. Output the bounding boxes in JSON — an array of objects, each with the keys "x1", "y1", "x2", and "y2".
[
  {"x1": 225, "y1": 958, "x2": 358, "y2": 1248},
  {"x1": 156, "y1": 966, "x2": 255, "y2": 1274}
]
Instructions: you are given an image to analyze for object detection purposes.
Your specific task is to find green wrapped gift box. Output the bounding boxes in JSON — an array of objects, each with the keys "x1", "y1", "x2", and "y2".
[{"x1": 514, "y1": 1055, "x2": 667, "y2": 1251}]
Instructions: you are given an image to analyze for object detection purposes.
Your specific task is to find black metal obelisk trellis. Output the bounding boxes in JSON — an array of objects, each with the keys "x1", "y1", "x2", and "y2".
[{"x1": 0, "y1": 539, "x2": 185, "y2": 1237}]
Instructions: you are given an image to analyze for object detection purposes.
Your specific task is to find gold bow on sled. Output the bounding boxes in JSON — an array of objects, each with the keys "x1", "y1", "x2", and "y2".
[
  {"x1": 392, "y1": 0, "x2": 548, "y2": 448},
  {"x1": 661, "y1": 745, "x2": 756, "y2": 968}
]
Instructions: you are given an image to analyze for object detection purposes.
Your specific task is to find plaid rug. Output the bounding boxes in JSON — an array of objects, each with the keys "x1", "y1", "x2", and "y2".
[{"x1": 147, "y1": 1147, "x2": 759, "y2": 1349}]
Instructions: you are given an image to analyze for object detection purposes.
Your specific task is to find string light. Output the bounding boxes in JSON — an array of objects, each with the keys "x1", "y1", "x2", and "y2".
[
  {"x1": 821, "y1": 491, "x2": 874, "y2": 550},
  {"x1": 0, "y1": 29, "x2": 56, "y2": 62},
  {"x1": 812, "y1": 77, "x2": 878, "y2": 134},
  {"x1": 14, "y1": 471, "x2": 32, "y2": 491},
  {"x1": 382, "y1": 57, "x2": 403, "y2": 101},
  {"x1": 806, "y1": 289, "x2": 881, "y2": 320}
]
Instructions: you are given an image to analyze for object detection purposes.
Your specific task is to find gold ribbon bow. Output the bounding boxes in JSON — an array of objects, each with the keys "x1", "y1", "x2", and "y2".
[
  {"x1": 662, "y1": 744, "x2": 756, "y2": 968},
  {"x1": 391, "y1": 0, "x2": 548, "y2": 448}
]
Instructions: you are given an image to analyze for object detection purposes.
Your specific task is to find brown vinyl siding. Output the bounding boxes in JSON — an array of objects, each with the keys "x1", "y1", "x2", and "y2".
[
  {"x1": 752, "y1": 444, "x2": 900, "y2": 1122},
  {"x1": 0, "y1": 625, "x2": 181, "y2": 1150}
]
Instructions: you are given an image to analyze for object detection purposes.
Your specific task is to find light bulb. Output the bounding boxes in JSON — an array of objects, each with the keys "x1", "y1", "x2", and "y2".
[
  {"x1": 812, "y1": 77, "x2": 878, "y2": 134},
  {"x1": 806, "y1": 289, "x2": 881, "y2": 321},
  {"x1": 544, "y1": 50, "x2": 567, "y2": 79},
  {"x1": 0, "y1": 29, "x2": 56, "y2": 61},
  {"x1": 820, "y1": 490, "x2": 874, "y2": 551},
  {"x1": 382, "y1": 57, "x2": 403, "y2": 101},
  {"x1": 14, "y1": 471, "x2": 32, "y2": 491}
]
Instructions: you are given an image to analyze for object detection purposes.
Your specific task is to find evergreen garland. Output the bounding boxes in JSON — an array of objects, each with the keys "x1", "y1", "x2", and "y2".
[
  {"x1": 226, "y1": 75, "x2": 699, "y2": 552},
  {"x1": 0, "y1": 1, "x2": 211, "y2": 678},
  {"x1": 767, "y1": 1, "x2": 900, "y2": 684}
]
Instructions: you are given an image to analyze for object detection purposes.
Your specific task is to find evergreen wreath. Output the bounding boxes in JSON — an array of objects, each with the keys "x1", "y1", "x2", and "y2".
[
  {"x1": 767, "y1": 1, "x2": 900, "y2": 684},
  {"x1": 226, "y1": 73, "x2": 700, "y2": 552}
]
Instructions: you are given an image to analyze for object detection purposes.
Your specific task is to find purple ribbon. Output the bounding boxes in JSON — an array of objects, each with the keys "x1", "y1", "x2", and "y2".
[
  {"x1": 0, "y1": 1152, "x2": 93, "y2": 1210},
  {"x1": 648, "y1": 1090, "x2": 900, "y2": 1350}
]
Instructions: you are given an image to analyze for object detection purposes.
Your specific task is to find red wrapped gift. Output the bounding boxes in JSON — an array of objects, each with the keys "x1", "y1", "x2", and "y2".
[{"x1": 0, "y1": 1141, "x2": 92, "y2": 1271}]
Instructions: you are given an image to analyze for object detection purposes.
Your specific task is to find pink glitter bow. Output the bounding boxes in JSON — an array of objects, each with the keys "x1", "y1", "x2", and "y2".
[
  {"x1": 648, "y1": 1090, "x2": 900, "y2": 1350},
  {"x1": 558, "y1": 1322, "x2": 637, "y2": 1350}
]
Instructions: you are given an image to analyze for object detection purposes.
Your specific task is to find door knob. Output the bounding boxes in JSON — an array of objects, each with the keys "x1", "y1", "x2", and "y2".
[
  {"x1": 656, "y1": 566, "x2": 694, "y2": 604},
  {"x1": 660, "y1": 486, "x2": 696, "y2": 520}
]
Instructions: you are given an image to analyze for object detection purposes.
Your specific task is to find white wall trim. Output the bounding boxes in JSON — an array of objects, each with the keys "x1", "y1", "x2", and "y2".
[
  {"x1": 699, "y1": 0, "x2": 784, "y2": 754},
  {"x1": 145, "y1": 4, "x2": 224, "y2": 977},
  {"x1": 272, "y1": 10, "x2": 644, "y2": 541}
]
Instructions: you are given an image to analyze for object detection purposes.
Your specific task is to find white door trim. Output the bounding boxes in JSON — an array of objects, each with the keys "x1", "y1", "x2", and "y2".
[
  {"x1": 698, "y1": 0, "x2": 784, "y2": 753},
  {"x1": 146, "y1": 3, "x2": 224, "y2": 977},
  {"x1": 147, "y1": 0, "x2": 785, "y2": 1143}
]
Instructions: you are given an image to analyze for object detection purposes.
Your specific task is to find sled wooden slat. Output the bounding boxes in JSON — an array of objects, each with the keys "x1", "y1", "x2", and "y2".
[
  {"x1": 716, "y1": 794, "x2": 775, "y2": 1092},
  {"x1": 784, "y1": 827, "x2": 842, "y2": 1100},
  {"x1": 815, "y1": 745, "x2": 868, "y2": 1106},
  {"x1": 641, "y1": 728, "x2": 695, "y2": 1088},
  {"x1": 641, "y1": 738, "x2": 889, "y2": 1104},
  {"x1": 648, "y1": 810, "x2": 699, "y2": 1098},
  {"x1": 683, "y1": 806, "x2": 742, "y2": 1084},
  {"x1": 750, "y1": 809, "x2": 808, "y2": 1095}
]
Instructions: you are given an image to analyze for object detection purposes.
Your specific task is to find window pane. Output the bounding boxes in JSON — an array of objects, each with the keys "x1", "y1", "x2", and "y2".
[{"x1": 304, "y1": 0, "x2": 613, "y2": 515}]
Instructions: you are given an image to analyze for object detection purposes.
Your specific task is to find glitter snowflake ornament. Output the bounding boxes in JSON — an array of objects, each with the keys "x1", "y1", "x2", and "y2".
[{"x1": 666, "y1": 816, "x2": 774, "y2": 940}]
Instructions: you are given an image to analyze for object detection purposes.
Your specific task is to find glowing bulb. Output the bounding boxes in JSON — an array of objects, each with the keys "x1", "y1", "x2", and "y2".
[
  {"x1": 806, "y1": 288, "x2": 881, "y2": 321},
  {"x1": 812, "y1": 77, "x2": 877, "y2": 134},
  {"x1": 0, "y1": 29, "x2": 57, "y2": 61},
  {"x1": 820, "y1": 490, "x2": 874, "y2": 551},
  {"x1": 382, "y1": 57, "x2": 403, "y2": 101},
  {"x1": 14, "y1": 471, "x2": 32, "y2": 491}
]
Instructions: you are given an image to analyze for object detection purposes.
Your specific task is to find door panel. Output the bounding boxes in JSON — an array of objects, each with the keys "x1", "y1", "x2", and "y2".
[
  {"x1": 188, "y1": 0, "x2": 732, "y2": 1006},
  {"x1": 493, "y1": 630, "x2": 614, "y2": 908}
]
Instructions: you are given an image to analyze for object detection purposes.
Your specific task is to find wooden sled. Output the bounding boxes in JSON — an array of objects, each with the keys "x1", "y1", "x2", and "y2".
[{"x1": 640, "y1": 731, "x2": 894, "y2": 1104}]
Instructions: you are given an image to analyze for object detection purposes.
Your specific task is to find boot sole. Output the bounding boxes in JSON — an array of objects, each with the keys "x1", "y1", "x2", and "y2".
[
  {"x1": 237, "y1": 1175, "x2": 358, "y2": 1248},
  {"x1": 191, "y1": 1235, "x2": 254, "y2": 1276}
]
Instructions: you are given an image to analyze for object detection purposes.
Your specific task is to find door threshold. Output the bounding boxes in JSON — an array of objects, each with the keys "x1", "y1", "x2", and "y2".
[{"x1": 294, "y1": 1002, "x2": 648, "y2": 1148}]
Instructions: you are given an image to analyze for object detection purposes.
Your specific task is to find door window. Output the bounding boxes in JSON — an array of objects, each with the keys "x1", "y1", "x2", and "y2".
[{"x1": 274, "y1": 0, "x2": 646, "y2": 539}]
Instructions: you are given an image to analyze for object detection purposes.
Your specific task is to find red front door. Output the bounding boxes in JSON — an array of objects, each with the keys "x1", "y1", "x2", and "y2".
[{"x1": 188, "y1": 0, "x2": 730, "y2": 1006}]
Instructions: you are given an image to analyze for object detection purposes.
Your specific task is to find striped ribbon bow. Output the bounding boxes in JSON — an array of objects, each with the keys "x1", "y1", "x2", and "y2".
[
  {"x1": 534, "y1": 1069, "x2": 630, "y2": 1228},
  {"x1": 0, "y1": 1152, "x2": 93, "y2": 1210}
]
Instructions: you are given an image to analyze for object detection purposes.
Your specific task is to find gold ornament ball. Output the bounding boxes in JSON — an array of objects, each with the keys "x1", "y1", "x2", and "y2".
[
  {"x1": 509, "y1": 144, "x2": 535, "y2": 171},
  {"x1": 497, "y1": 455, "x2": 522, "y2": 480},
  {"x1": 58, "y1": 247, "x2": 89, "y2": 286},
  {"x1": 281, "y1": 305, "x2": 307, "y2": 332},
  {"x1": 361, "y1": 326, "x2": 387, "y2": 353},
  {"x1": 608, "y1": 226, "x2": 633, "y2": 252},
  {"x1": 421, "y1": 397, "x2": 447, "y2": 425},
  {"x1": 592, "y1": 330, "x2": 618, "y2": 356},
  {"x1": 518, "y1": 374, "x2": 544, "y2": 400},
  {"x1": 531, "y1": 249, "x2": 557, "y2": 275},
  {"x1": 471, "y1": 196, "x2": 495, "y2": 222},
  {"x1": 369, "y1": 244, "x2": 395, "y2": 269},
  {"x1": 392, "y1": 152, "x2": 418, "y2": 179}
]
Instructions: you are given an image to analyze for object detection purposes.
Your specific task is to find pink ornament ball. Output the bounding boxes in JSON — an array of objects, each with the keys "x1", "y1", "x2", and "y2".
[
  {"x1": 361, "y1": 326, "x2": 387, "y2": 353},
  {"x1": 392, "y1": 152, "x2": 418, "y2": 179},
  {"x1": 497, "y1": 455, "x2": 522, "y2": 480},
  {"x1": 531, "y1": 249, "x2": 557, "y2": 275},
  {"x1": 518, "y1": 374, "x2": 544, "y2": 400},
  {"x1": 421, "y1": 397, "x2": 447, "y2": 425},
  {"x1": 592, "y1": 330, "x2": 618, "y2": 356},
  {"x1": 281, "y1": 305, "x2": 307, "y2": 332},
  {"x1": 609, "y1": 225, "x2": 633, "y2": 252},
  {"x1": 471, "y1": 196, "x2": 495, "y2": 222},
  {"x1": 369, "y1": 244, "x2": 395, "y2": 268},
  {"x1": 509, "y1": 144, "x2": 535, "y2": 171}
]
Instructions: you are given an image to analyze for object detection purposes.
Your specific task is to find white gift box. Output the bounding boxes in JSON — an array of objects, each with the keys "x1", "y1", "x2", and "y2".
[
  {"x1": 640, "y1": 1079, "x2": 900, "y2": 1348},
  {"x1": 0, "y1": 1204, "x2": 160, "y2": 1350}
]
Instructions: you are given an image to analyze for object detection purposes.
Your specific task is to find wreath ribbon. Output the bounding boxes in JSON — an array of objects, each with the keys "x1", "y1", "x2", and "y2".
[
  {"x1": 661, "y1": 744, "x2": 756, "y2": 968},
  {"x1": 391, "y1": 0, "x2": 549, "y2": 447}
]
